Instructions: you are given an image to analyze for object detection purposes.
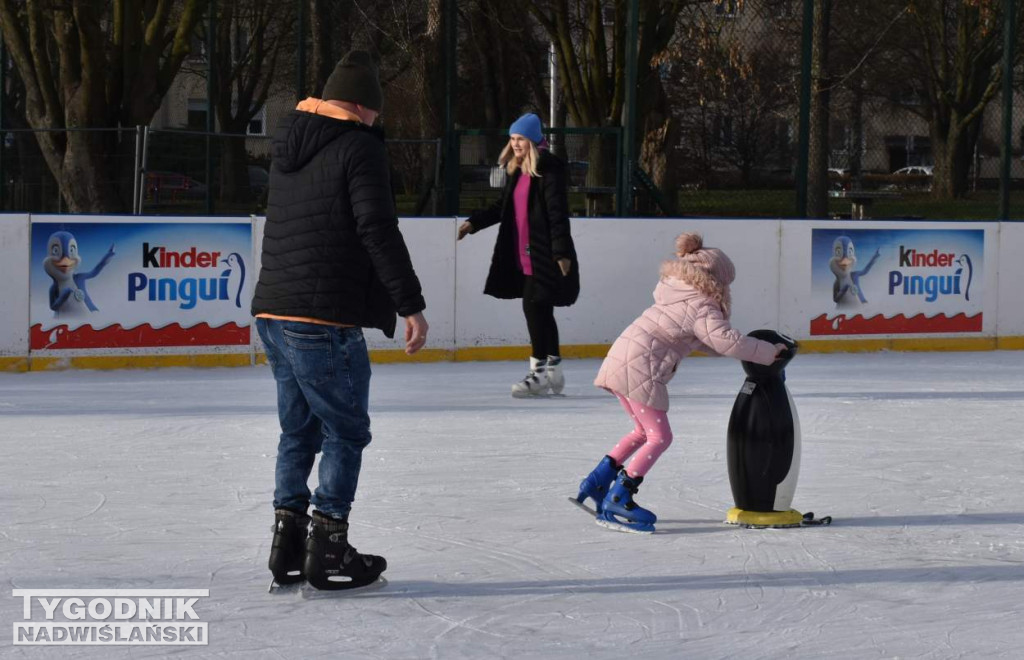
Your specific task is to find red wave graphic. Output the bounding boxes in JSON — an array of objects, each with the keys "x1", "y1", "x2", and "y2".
[
  {"x1": 31, "y1": 323, "x2": 250, "y2": 349},
  {"x1": 810, "y1": 313, "x2": 982, "y2": 336}
]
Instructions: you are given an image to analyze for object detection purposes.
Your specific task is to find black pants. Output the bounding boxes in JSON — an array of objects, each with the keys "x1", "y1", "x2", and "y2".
[{"x1": 522, "y1": 284, "x2": 560, "y2": 360}]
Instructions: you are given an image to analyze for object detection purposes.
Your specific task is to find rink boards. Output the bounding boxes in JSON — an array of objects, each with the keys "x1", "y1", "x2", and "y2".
[{"x1": 1, "y1": 214, "x2": 1022, "y2": 371}]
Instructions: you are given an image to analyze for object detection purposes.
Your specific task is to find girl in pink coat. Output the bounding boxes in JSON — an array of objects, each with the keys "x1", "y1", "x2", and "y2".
[{"x1": 574, "y1": 232, "x2": 784, "y2": 533}]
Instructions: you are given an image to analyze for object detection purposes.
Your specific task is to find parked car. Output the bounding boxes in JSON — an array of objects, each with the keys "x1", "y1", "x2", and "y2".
[
  {"x1": 884, "y1": 165, "x2": 933, "y2": 192},
  {"x1": 144, "y1": 171, "x2": 207, "y2": 202},
  {"x1": 828, "y1": 167, "x2": 850, "y2": 192},
  {"x1": 892, "y1": 165, "x2": 933, "y2": 177}
]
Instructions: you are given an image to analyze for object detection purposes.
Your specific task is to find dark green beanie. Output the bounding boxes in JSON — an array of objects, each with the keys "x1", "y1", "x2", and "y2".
[{"x1": 322, "y1": 50, "x2": 382, "y2": 111}]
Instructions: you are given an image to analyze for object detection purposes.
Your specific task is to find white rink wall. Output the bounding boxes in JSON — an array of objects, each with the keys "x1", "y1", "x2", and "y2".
[
  {"x1": 1, "y1": 214, "x2": 1023, "y2": 370},
  {"x1": 0, "y1": 214, "x2": 30, "y2": 363}
]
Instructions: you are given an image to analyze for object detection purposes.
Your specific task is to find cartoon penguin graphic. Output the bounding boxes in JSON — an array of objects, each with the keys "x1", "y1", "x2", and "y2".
[
  {"x1": 955, "y1": 254, "x2": 973, "y2": 302},
  {"x1": 222, "y1": 252, "x2": 246, "y2": 308},
  {"x1": 42, "y1": 231, "x2": 116, "y2": 318},
  {"x1": 829, "y1": 235, "x2": 880, "y2": 309}
]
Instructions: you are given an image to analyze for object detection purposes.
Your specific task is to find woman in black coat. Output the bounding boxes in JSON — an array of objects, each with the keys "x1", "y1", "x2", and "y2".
[{"x1": 458, "y1": 113, "x2": 580, "y2": 397}]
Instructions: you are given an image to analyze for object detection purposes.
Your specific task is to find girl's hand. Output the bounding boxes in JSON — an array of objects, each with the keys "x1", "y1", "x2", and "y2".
[
  {"x1": 457, "y1": 221, "x2": 473, "y2": 240},
  {"x1": 556, "y1": 258, "x2": 571, "y2": 276}
]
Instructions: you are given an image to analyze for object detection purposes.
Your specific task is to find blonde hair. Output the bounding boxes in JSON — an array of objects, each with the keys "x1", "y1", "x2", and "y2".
[
  {"x1": 499, "y1": 138, "x2": 542, "y2": 177},
  {"x1": 659, "y1": 232, "x2": 734, "y2": 318}
]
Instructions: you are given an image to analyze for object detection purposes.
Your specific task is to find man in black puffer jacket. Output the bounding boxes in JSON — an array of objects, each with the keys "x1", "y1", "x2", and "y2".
[{"x1": 253, "y1": 50, "x2": 428, "y2": 591}]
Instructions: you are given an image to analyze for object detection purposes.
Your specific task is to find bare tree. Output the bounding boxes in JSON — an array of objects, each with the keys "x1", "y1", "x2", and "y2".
[
  {"x1": 527, "y1": 0, "x2": 688, "y2": 212},
  {"x1": 807, "y1": 0, "x2": 832, "y2": 217},
  {"x1": 670, "y1": 2, "x2": 796, "y2": 189},
  {"x1": 873, "y1": 0, "x2": 1023, "y2": 198},
  {"x1": 208, "y1": 0, "x2": 296, "y2": 203},
  {"x1": 0, "y1": 0, "x2": 210, "y2": 212},
  {"x1": 463, "y1": 0, "x2": 549, "y2": 128}
]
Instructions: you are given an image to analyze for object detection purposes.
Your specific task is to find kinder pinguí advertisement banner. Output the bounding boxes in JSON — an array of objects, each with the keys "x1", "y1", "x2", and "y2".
[
  {"x1": 809, "y1": 228, "x2": 983, "y2": 335},
  {"x1": 30, "y1": 220, "x2": 252, "y2": 349}
]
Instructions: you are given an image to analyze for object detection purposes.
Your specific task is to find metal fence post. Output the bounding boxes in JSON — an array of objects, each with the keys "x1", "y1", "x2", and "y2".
[
  {"x1": 433, "y1": 138, "x2": 442, "y2": 216},
  {"x1": 138, "y1": 126, "x2": 150, "y2": 214},
  {"x1": 0, "y1": 33, "x2": 5, "y2": 211},
  {"x1": 297, "y1": 0, "x2": 306, "y2": 101},
  {"x1": 206, "y1": 0, "x2": 216, "y2": 215},
  {"x1": 999, "y1": 0, "x2": 1016, "y2": 221},
  {"x1": 795, "y1": 0, "x2": 815, "y2": 219},
  {"x1": 443, "y1": 0, "x2": 459, "y2": 215},
  {"x1": 133, "y1": 126, "x2": 143, "y2": 215},
  {"x1": 619, "y1": 0, "x2": 639, "y2": 217}
]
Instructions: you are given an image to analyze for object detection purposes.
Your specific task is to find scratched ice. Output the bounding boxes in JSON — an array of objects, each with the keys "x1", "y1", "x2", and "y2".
[{"x1": 2, "y1": 351, "x2": 1023, "y2": 658}]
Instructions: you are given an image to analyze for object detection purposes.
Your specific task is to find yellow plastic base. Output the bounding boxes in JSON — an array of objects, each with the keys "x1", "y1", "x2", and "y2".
[{"x1": 725, "y1": 508, "x2": 804, "y2": 529}]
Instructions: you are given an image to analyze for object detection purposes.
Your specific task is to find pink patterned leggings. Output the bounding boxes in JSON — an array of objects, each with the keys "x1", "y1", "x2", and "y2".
[{"x1": 606, "y1": 394, "x2": 674, "y2": 478}]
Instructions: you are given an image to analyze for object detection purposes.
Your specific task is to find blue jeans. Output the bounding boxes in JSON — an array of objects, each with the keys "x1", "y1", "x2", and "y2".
[{"x1": 256, "y1": 318, "x2": 372, "y2": 519}]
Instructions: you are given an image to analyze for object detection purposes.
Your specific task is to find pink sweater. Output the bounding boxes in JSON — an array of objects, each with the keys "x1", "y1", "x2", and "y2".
[{"x1": 513, "y1": 173, "x2": 532, "y2": 275}]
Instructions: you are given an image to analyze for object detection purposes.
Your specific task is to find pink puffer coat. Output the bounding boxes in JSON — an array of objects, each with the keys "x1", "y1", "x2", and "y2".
[{"x1": 594, "y1": 275, "x2": 778, "y2": 411}]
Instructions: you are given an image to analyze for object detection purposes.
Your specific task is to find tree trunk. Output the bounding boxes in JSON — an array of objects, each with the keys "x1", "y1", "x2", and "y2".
[
  {"x1": 849, "y1": 80, "x2": 864, "y2": 187},
  {"x1": 219, "y1": 134, "x2": 252, "y2": 203},
  {"x1": 585, "y1": 133, "x2": 614, "y2": 214},
  {"x1": 310, "y1": 0, "x2": 351, "y2": 96},
  {"x1": 61, "y1": 132, "x2": 124, "y2": 212},
  {"x1": 0, "y1": 0, "x2": 209, "y2": 213},
  {"x1": 415, "y1": 0, "x2": 444, "y2": 214},
  {"x1": 807, "y1": 0, "x2": 831, "y2": 218},
  {"x1": 931, "y1": 120, "x2": 971, "y2": 199},
  {"x1": 637, "y1": 62, "x2": 678, "y2": 215}
]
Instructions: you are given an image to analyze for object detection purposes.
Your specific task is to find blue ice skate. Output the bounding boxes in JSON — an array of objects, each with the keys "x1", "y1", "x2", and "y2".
[
  {"x1": 570, "y1": 455, "x2": 622, "y2": 515},
  {"x1": 596, "y1": 472, "x2": 657, "y2": 533}
]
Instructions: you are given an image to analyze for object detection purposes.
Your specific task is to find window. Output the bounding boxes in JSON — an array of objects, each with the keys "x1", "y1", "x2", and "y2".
[
  {"x1": 899, "y1": 86, "x2": 923, "y2": 106},
  {"x1": 188, "y1": 33, "x2": 208, "y2": 61},
  {"x1": 769, "y1": 0, "x2": 796, "y2": 19},
  {"x1": 247, "y1": 106, "x2": 267, "y2": 136},
  {"x1": 715, "y1": 0, "x2": 738, "y2": 18},
  {"x1": 187, "y1": 98, "x2": 209, "y2": 130}
]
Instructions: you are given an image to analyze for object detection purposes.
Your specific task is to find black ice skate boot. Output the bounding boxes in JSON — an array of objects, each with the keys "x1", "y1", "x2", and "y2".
[
  {"x1": 268, "y1": 508, "x2": 311, "y2": 585},
  {"x1": 304, "y1": 511, "x2": 388, "y2": 591}
]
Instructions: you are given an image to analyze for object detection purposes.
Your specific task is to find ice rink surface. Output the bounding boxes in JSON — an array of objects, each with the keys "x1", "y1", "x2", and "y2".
[{"x1": 2, "y1": 350, "x2": 1023, "y2": 659}]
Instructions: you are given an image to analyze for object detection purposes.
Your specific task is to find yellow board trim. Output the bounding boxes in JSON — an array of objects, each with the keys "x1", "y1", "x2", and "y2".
[
  {"x1": 28, "y1": 354, "x2": 253, "y2": 371},
  {"x1": 798, "y1": 337, "x2": 999, "y2": 353},
  {"x1": 6, "y1": 336, "x2": 1024, "y2": 372},
  {"x1": 997, "y1": 336, "x2": 1024, "y2": 350},
  {"x1": 725, "y1": 508, "x2": 804, "y2": 528},
  {"x1": 0, "y1": 356, "x2": 29, "y2": 373},
  {"x1": 365, "y1": 348, "x2": 454, "y2": 364}
]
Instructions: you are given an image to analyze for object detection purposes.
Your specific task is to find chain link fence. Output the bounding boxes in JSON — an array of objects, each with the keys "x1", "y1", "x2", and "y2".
[
  {"x1": 1, "y1": 0, "x2": 1022, "y2": 220},
  {"x1": 454, "y1": 128, "x2": 620, "y2": 217},
  {"x1": 0, "y1": 127, "x2": 440, "y2": 217}
]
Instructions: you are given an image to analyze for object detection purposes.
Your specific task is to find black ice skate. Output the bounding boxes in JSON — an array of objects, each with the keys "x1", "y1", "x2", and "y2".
[
  {"x1": 268, "y1": 508, "x2": 311, "y2": 592},
  {"x1": 303, "y1": 511, "x2": 387, "y2": 591}
]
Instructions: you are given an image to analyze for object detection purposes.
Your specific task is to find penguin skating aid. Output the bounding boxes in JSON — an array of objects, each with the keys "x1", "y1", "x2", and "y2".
[{"x1": 724, "y1": 330, "x2": 831, "y2": 529}]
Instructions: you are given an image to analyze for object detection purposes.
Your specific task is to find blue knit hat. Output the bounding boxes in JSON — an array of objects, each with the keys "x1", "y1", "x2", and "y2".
[{"x1": 508, "y1": 113, "x2": 544, "y2": 144}]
